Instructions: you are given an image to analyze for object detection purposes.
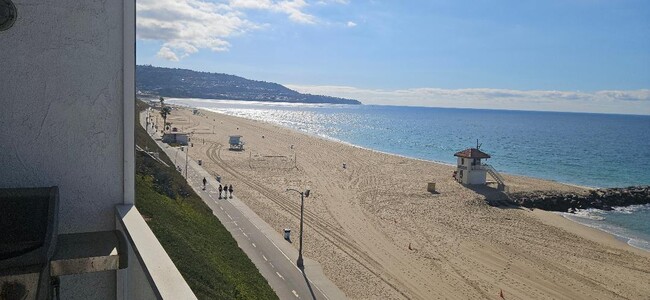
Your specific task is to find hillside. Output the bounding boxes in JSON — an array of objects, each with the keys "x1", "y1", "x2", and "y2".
[
  {"x1": 135, "y1": 100, "x2": 278, "y2": 300},
  {"x1": 136, "y1": 65, "x2": 361, "y2": 105}
]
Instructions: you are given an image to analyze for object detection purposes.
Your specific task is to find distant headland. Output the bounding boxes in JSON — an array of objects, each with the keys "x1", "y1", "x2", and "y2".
[{"x1": 136, "y1": 65, "x2": 361, "y2": 105}]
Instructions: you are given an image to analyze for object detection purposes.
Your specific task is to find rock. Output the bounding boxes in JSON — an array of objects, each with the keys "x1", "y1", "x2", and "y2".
[{"x1": 507, "y1": 185, "x2": 650, "y2": 212}]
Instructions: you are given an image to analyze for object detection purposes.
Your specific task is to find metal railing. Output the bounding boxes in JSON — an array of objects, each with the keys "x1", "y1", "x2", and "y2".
[{"x1": 483, "y1": 164, "x2": 506, "y2": 190}]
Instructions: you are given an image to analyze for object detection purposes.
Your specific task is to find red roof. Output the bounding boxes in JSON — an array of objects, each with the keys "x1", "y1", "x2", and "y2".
[{"x1": 454, "y1": 148, "x2": 491, "y2": 159}]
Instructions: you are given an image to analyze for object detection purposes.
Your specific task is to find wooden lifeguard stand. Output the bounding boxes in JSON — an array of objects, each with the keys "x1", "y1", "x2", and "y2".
[{"x1": 229, "y1": 135, "x2": 244, "y2": 151}]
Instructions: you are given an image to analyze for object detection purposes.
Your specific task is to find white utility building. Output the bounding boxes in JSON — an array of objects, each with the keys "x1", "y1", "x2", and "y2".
[{"x1": 162, "y1": 132, "x2": 189, "y2": 145}]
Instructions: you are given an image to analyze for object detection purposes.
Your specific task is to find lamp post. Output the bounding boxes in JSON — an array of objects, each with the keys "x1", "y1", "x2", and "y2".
[
  {"x1": 184, "y1": 144, "x2": 188, "y2": 178},
  {"x1": 286, "y1": 188, "x2": 310, "y2": 269}
]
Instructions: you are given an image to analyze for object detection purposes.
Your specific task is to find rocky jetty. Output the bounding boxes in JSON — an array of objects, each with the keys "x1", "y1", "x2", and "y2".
[{"x1": 509, "y1": 186, "x2": 650, "y2": 212}]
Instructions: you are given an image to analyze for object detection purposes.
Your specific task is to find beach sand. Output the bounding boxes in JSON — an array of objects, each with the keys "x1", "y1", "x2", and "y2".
[{"x1": 164, "y1": 107, "x2": 650, "y2": 299}]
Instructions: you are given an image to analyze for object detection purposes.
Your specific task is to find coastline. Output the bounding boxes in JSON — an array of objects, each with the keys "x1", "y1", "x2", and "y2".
[
  {"x1": 173, "y1": 99, "x2": 602, "y2": 188},
  {"x1": 163, "y1": 104, "x2": 650, "y2": 299},
  {"x1": 197, "y1": 106, "x2": 460, "y2": 168},
  {"x1": 541, "y1": 210, "x2": 650, "y2": 257},
  {"x1": 560, "y1": 206, "x2": 650, "y2": 253},
  {"x1": 196, "y1": 104, "x2": 649, "y2": 254}
]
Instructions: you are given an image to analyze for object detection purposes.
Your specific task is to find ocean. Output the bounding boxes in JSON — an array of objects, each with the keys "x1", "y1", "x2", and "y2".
[{"x1": 167, "y1": 98, "x2": 650, "y2": 251}]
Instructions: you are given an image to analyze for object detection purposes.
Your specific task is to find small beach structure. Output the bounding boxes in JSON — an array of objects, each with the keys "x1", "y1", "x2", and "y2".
[
  {"x1": 162, "y1": 132, "x2": 189, "y2": 145},
  {"x1": 454, "y1": 145, "x2": 506, "y2": 190},
  {"x1": 229, "y1": 135, "x2": 245, "y2": 151}
]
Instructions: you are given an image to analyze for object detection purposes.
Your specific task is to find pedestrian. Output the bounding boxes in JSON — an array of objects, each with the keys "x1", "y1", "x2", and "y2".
[
  {"x1": 218, "y1": 184, "x2": 223, "y2": 199},
  {"x1": 223, "y1": 184, "x2": 228, "y2": 198},
  {"x1": 202, "y1": 177, "x2": 207, "y2": 190},
  {"x1": 229, "y1": 184, "x2": 233, "y2": 199}
]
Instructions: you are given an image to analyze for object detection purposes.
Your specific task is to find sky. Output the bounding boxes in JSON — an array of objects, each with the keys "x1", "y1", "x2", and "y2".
[{"x1": 136, "y1": 0, "x2": 650, "y2": 115}]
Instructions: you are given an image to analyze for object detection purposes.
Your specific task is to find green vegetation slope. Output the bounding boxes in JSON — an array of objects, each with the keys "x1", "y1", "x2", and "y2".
[{"x1": 135, "y1": 100, "x2": 278, "y2": 300}]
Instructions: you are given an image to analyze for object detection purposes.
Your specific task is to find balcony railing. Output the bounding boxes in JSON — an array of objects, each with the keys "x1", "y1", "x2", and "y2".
[
  {"x1": 0, "y1": 188, "x2": 194, "y2": 300},
  {"x1": 115, "y1": 204, "x2": 197, "y2": 300}
]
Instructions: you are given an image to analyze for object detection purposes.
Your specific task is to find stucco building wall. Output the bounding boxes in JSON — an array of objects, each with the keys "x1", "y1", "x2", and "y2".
[{"x1": 0, "y1": 0, "x2": 127, "y2": 298}]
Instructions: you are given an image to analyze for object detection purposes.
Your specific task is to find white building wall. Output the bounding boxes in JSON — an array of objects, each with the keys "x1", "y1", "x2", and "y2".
[
  {"x1": 456, "y1": 157, "x2": 487, "y2": 185},
  {"x1": 0, "y1": 0, "x2": 129, "y2": 298},
  {"x1": 468, "y1": 169, "x2": 487, "y2": 185}
]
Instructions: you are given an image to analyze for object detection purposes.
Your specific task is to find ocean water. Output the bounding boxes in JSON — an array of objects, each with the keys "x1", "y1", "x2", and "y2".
[
  {"x1": 168, "y1": 98, "x2": 650, "y2": 251},
  {"x1": 563, "y1": 205, "x2": 650, "y2": 251}
]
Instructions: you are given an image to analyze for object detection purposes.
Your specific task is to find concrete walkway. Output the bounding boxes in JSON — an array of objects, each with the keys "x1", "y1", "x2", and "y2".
[{"x1": 140, "y1": 110, "x2": 346, "y2": 300}]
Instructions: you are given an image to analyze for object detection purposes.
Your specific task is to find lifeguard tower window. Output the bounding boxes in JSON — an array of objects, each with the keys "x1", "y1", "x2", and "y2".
[{"x1": 0, "y1": 0, "x2": 17, "y2": 31}]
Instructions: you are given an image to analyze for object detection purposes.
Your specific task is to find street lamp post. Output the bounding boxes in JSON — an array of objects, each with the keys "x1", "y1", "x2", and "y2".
[
  {"x1": 184, "y1": 145, "x2": 188, "y2": 178},
  {"x1": 286, "y1": 188, "x2": 310, "y2": 269}
]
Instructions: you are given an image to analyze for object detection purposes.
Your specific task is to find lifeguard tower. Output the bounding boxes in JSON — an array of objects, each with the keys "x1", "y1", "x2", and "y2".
[
  {"x1": 229, "y1": 135, "x2": 244, "y2": 151},
  {"x1": 454, "y1": 143, "x2": 506, "y2": 190}
]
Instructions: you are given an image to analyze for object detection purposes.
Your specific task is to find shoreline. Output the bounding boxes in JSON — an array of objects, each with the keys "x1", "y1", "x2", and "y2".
[
  {"x1": 168, "y1": 98, "x2": 636, "y2": 190},
  {"x1": 184, "y1": 104, "x2": 650, "y2": 254},
  {"x1": 540, "y1": 210, "x2": 650, "y2": 257},
  {"x1": 163, "y1": 104, "x2": 650, "y2": 299},
  {"x1": 194, "y1": 105, "x2": 648, "y2": 254},
  {"x1": 560, "y1": 206, "x2": 650, "y2": 253},
  {"x1": 198, "y1": 106, "x2": 460, "y2": 168},
  {"x1": 183, "y1": 102, "x2": 597, "y2": 189}
]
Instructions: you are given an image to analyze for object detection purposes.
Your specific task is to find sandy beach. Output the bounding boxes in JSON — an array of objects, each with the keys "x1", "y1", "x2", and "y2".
[{"x1": 163, "y1": 107, "x2": 650, "y2": 300}]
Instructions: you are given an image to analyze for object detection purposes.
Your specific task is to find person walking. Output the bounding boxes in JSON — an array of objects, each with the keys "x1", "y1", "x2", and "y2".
[
  {"x1": 228, "y1": 184, "x2": 233, "y2": 199},
  {"x1": 218, "y1": 184, "x2": 223, "y2": 199},
  {"x1": 202, "y1": 177, "x2": 207, "y2": 190},
  {"x1": 223, "y1": 184, "x2": 228, "y2": 198}
]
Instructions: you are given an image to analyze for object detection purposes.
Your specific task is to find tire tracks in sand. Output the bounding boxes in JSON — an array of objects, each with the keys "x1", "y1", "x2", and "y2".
[{"x1": 206, "y1": 143, "x2": 426, "y2": 299}]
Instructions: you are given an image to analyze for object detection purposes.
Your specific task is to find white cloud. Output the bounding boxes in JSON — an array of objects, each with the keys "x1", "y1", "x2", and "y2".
[
  {"x1": 156, "y1": 46, "x2": 180, "y2": 61},
  {"x1": 137, "y1": 0, "x2": 255, "y2": 60},
  {"x1": 229, "y1": 0, "x2": 273, "y2": 9},
  {"x1": 316, "y1": 0, "x2": 350, "y2": 5},
  {"x1": 285, "y1": 85, "x2": 650, "y2": 115},
  {"x1": 317, "y1": 0, "x2": 350, "y2": 5},
  {"x1": 229, "y1": 0, "x2": 316, "y2": 23},
  {"x1": 346, "y1": 21, "x2": 357, "y2": 27},
  {"x1": 275, "y1": 0, "x2": 316, "y2": 24},
  {"x1": 139, "y1": 0, "x2": 349, "y2": 60}
]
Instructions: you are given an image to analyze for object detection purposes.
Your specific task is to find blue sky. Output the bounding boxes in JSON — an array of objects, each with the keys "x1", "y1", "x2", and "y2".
[{"x1": 136, "y1": 0, "x2": 650, "y2": 114}]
